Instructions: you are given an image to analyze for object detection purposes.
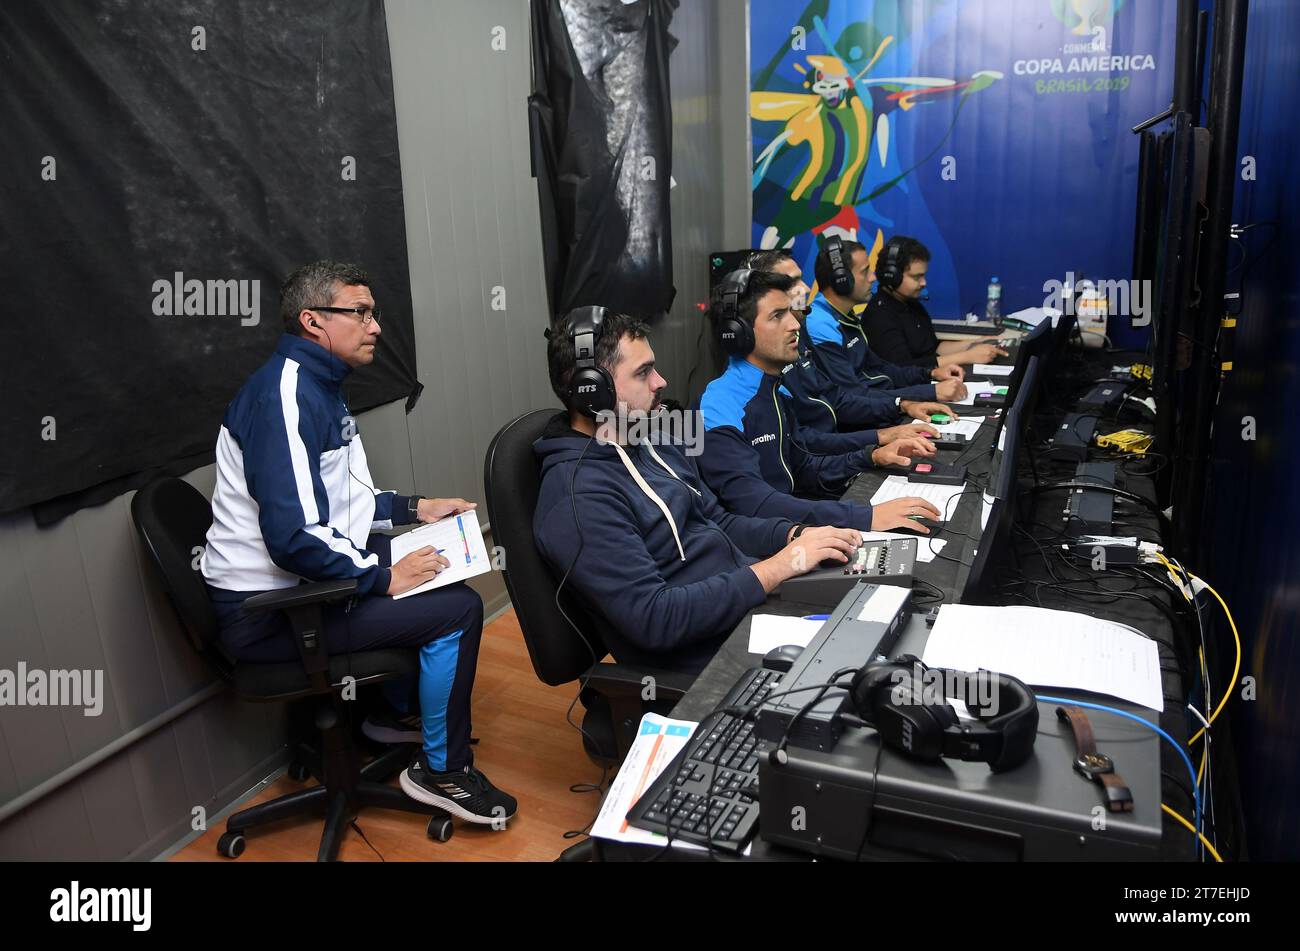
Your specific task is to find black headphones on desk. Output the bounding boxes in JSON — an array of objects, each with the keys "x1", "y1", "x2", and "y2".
[
  {"x1": 716, "y1": 268, "x2": 755, "y2": 356},
  {"x1": 822, "y1": 235, "x2": 856, "y2": 296},
  {"x1": 563, "y1": 305, "x2": 616, "y2": 418},
  {"x1": 875, "y1": 236, "x2": 906, "y2": 291},
  {"x1": 847, "y1": 656, "x2": 1038, "y2": 771}
]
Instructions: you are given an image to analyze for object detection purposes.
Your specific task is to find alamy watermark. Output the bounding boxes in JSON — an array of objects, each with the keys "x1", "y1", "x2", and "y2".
[
  {"x1": 151, "y1": 272, "x2": 260, "y2": 326},
  {"x1": 1, "y1": 663, "x2": 103, "y2": 716},
  {"x1": 593, "y1": 405, "x2": 705, "y2": 457},
  {"x1": 1043, "y1": 271, "x2": 1151, "y2": 327}
]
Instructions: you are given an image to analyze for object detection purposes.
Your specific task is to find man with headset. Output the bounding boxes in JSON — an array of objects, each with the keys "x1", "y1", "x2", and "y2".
[
  {"x1": 806, "y1": 236, "x2": 970, "y2": 401},
  {"x1": 696, "y1": 268, "x2": 944, "y2": 530},
  {"x1": 533, "y1": 307, "x2": 921, "y2": 675},
  {"x1": 863, "y1": 235, "x2": 1008, "y2": 370},
  {"x1": 201, "y1": 260, "x2": 517, "y2": 827},
  {"x1": 743, "y1": 249, "x2": 955, "y2": 435}
]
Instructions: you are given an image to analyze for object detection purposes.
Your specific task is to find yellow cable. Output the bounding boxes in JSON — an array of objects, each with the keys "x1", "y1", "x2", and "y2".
[
  {"x1": 1150, "y1": 555, "x2": 1240, "y2": 745},
  {"x1": 1187, "y1": 576, "x2": 1241, "y2": 745},
  {"x1": 1161, "y1": 803, "x2": 1223, "y2": 862},
  {"x1": 1198, "y1": 740, "x2": 1207, "y2": 786}
]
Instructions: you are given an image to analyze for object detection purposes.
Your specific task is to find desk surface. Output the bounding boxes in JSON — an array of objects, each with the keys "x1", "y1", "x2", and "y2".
[{"x1": 595, "y1": 347, "x2": 1197, "y2": 861}]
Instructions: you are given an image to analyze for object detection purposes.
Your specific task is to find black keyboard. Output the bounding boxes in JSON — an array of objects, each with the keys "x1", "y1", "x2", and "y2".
[{"x1": 625, "y1": 667, "x2": 781, "y2": 852}]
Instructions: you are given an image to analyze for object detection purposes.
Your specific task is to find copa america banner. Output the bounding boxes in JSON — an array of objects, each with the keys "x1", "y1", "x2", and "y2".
[
  {"x1": 749, "y1": 0, "x2": 1176, "y2": 346},
  {"x1": 0, "y1": 0, "x2": 417, "y2": 521}
]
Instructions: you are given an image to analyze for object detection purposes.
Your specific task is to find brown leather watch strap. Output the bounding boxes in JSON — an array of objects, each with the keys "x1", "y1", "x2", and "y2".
[{"x1": 1056, "y1": 706, "x2": 1134, "y2": 813}]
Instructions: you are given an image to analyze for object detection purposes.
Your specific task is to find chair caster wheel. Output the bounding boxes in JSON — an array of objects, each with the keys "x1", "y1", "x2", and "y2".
[
  {"x1": 217, "y1": 831, "x2": 246, "y2": 858},
  {"x1": 427, "y1": 815, "x2": 454, "y2": 842},
  {"x1": 287, "y1": 760, "x2": 311, "y2": 782}
]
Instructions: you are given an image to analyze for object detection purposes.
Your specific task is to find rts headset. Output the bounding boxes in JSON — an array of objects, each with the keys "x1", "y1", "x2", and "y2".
[
  {"x1": 875, "y1": 236, "x2": 907, "y2": 291},
  {"x1": 821, "y1": 235, "x2": 856, "y2": 296},
  {"x1": 715, "y1": 268, "x2": 755, "y2": 356},
  {"x1": 847, "y1": 656, "x2": 1039, "y2": 771},
  {"x1": 563, "y1": 305, "x2": 616, "y2": 418}
]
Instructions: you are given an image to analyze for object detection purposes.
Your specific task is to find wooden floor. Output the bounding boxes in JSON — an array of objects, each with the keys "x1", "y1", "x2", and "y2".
[{"x1": 171, "y1": 609, "x2": 601, "y2": 862}]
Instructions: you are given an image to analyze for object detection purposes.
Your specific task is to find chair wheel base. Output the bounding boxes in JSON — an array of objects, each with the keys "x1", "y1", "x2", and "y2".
[
  {"x1": 217, "y1": 831, "x2": 246, "y2": 858},
  {"x1": 427, "y1": 814, "x2": 454, "y2": 842}
]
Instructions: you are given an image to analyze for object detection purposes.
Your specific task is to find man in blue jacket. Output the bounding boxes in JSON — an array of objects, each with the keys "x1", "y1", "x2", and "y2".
[
  {"x1": 202, "y1": 260, "x2": 515, "y2": 826},
  {"x1": 697, "y1": 269, "x2": 943, "y2": 531},
  {"x1": 534, "y1": 308, "x2": 879, "y2": 675},
  {"x1": 806, "y1": 238, "x2": 968, "y2": 404},
  {"x1": 743, "y1": 250, "x2": 956, "y2": 435}
]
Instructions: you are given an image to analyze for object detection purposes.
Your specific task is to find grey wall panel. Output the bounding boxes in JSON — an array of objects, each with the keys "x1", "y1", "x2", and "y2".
[
  {"x1": 14, "y1": 513, "x2": 121, "y2": 758},
  {"x1": 126, "y1": 727, "x2": 193, "y2": 843},
  {"x1": 19, "y1": 781, "x2": 95, "y2": 860},
  {"x1": 73, "y1": 493, "x2": 169, "y2": 730},
  {"x1": 1, "y1": 0, "x2": 730, "y2": 858},
  {"x1": 79, "y1": 754, "x2": 150, "y2": 861}
]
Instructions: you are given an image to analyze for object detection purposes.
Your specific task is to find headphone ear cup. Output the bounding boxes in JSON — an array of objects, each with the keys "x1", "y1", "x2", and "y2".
[
  {"x1": 718, "y1": 316, "x2": 754, "y2": 356},
  {"x1": 570, "y1": 365, "x2": 615, "y2": 419},
  {"x1": 983, "y1": 673, "x2": 1040, "y2": 771}
]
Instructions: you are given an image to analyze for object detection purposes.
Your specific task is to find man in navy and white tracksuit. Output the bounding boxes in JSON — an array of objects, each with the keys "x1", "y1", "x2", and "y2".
[
  {"x1": 696, "y1": 268, "x2": 942, "y2": 532},
  {"x1": 533, "y1": 309, "x2": 869, "y2": 675},
  {"x1": 740, "y1": 250, "x2": 957, "y2": 435},
  {"x1": 202, "y1": 260, "x2": 515, "y2": 825},
  {"x1": 804, "y1": 238, "x2": 969, "y2": 405}
]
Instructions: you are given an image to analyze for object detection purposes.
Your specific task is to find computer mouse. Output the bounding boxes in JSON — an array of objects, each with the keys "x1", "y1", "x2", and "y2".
[
  {"x1": 762, "y1": 643, "x2": 804, "y2": 672},
  {"x1": 891, "y1": 516, "x2": 942, "y2": 537}
]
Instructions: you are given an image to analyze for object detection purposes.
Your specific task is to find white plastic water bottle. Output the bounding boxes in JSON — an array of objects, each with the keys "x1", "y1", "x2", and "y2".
[{"x1": 985, "y1": 276, "x2": 1002, "y2": 324}]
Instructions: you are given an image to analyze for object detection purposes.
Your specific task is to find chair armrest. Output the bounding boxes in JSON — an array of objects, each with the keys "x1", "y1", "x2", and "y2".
[
  {"x1": 582, "y1": 662, "x2": 693, "y2": 704},
  {"x1": 243, "y1": 579, "x2": 359, "y2": 614},
  {"x1": 243, "y1": 580, "x2": 359, "y2": 694},
  {"x1": 581, "y1": 663, "x2": 695, "y2": 762}
]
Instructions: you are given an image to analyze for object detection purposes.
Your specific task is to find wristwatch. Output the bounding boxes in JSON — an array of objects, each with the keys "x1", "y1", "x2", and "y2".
[
  {"x1": 407, "y1": 496, "x2": 424, "y2": 520},
  {"x1": 1057, "y1": 705, "x2": 1133, "y2": 812},
  {"x1": 791, "y1": 524, "x2": 807, "y2": 539}
]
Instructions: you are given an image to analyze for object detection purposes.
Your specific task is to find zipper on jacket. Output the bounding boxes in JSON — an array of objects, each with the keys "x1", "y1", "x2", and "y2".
[{"x1": 771, "y1": 385, "x2": 795, "y2": 492}]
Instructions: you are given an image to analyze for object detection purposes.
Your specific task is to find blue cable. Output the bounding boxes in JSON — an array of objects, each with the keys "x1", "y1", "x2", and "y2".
[{"x1": 1035, "y1": 694, "x2": 1201, "y2": 850}]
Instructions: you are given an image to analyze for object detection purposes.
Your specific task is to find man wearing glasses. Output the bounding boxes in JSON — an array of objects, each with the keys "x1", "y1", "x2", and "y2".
[{"x1": 201, "y1": 260, "x2": 517, "y2": 828}]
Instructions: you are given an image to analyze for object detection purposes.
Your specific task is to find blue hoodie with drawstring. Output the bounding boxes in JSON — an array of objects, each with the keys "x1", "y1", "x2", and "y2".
[{"x1": 532, "y1": 413, "x2": 795, "y2": 675}]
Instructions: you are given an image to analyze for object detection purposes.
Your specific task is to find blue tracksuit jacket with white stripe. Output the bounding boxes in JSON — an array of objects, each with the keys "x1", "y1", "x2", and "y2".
[
  {"x1": 201, "y1": 334, "x2": 415, "y2": 597},
  {"x1": 804, "y1": 295, "x2": 937, "y2": 400},
  {"x1": 696, "y1": 357, "x2": 879, "y2": 531}
]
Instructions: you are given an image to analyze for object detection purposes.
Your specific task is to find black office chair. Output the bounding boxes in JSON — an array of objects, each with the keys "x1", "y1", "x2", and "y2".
[
  {"x1": 483, "y1": 409, "x2": 693, "y2": 768},
  {"x1": 131, "y1": 477, "x2": 454, "y2": 861}
]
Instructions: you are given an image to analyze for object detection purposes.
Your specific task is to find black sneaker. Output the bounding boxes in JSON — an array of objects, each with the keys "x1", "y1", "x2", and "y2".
[
  {"x1": 399, "y1": 758, "x2": 518, "y2": 826},
  {"x1": 362, "y1": 706, "x2": 422, "y2": 745}
]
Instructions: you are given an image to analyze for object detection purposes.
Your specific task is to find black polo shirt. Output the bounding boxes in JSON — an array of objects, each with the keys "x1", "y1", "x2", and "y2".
[{"x1": 862, "y1": 290, "x2": 940, "y2": 369}]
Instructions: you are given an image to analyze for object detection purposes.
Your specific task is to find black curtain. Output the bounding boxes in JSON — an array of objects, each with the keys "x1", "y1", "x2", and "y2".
[
  {"x1": 528, "y1": 0, "x2": 678, "y2": 322},
  {"x1": 0, "y1": 0, "x2": 417, "y2": 523}
]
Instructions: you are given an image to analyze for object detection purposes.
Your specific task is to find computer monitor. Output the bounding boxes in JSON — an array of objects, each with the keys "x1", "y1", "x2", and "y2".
[
  {"x1": 991, "y1": 323, "x2": 1051, "y2": 445},
  {"x1": 958, "y1": 372, "x2": 1030, "y2": 604}
]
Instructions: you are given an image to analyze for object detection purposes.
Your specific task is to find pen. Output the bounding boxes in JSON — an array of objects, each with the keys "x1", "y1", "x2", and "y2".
[{"x1": 802, "y1": 614, "x2": 830, "y2": 621}]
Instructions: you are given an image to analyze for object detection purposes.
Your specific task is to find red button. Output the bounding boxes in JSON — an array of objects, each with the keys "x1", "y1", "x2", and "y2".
[{"x1": 916, "y1": 463, "x2": 933, "y2": 473}]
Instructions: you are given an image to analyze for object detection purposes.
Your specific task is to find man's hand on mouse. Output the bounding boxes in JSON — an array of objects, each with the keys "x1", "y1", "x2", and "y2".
[
  {"x1": 871, "y1": 498, "x2": 942, "y2": 533},
  {"x1": 870, "y1": 436, "x2": 936, "y2": 468},
  {"x1": 900, "y1": 400, "x2": 955, "y2": 422},
  {"x1": 878, "y1": 422, "x2": 939, "y2": 443}
]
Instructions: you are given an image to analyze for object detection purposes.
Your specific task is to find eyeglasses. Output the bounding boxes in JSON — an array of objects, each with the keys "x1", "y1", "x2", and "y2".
[{"x1": 310, "y1": 305, "x2": 380, "y2": 326}]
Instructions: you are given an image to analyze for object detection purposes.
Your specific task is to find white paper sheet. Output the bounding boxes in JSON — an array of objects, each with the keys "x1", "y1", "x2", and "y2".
[
  {"x1": 921, "y1": 604, "x2": 1163, "y2": 711},
  {"x1": 869, "y1": 475, "x2": 970, "y2": 521},
  {"x1": 972, "y1": 363, "x2": 1014, "y2": 377},
  {"x1": 912, "y1": 417, "x2": 983, "y2": 439},
  {"x1": 388, "y1": 511, "x2": 492, "y2": 599},
  {"x1": 747, "y1": 615, "x2": 825, "y2": 655}
]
